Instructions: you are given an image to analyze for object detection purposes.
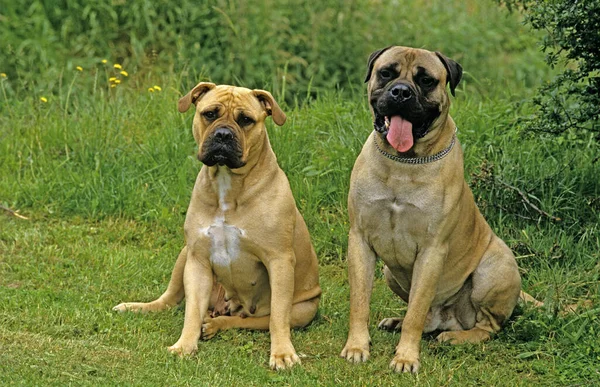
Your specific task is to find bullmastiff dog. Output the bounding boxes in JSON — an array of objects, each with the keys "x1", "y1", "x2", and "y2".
[
  {"x1": 114, "y1": 83, "x2": 321, "y2": 370},
  {"x1": 340, "y1": 46, "x2": 523, "y2": 373}
]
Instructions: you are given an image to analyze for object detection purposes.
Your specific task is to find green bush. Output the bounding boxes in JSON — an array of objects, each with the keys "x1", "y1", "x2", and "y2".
[{"x1": 499, "y1": 0, "x2": 600, "y2": 138}]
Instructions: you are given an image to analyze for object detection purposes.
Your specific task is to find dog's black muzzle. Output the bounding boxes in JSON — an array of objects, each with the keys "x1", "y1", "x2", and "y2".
[
  {"x1": 200, "y1": 127, "x2": 245, "y2": 169},
  {"x1": 371, "y1": 81, "x2": 439, "y2": 139}
]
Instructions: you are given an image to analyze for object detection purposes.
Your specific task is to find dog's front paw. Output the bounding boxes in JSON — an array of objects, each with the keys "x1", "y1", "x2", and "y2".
[
  {"x1": 389, "y1": 349, "x2": 420, "y2": 374},
  {"x1": 340, "y1": 342, "x2": 370, "y2": 363},
  {"x1": 201, "y1": 317, "x2": 223, "y2": 340},
  {"x1": 168, "y1": 339, "x2": 198, "y2": 357},
  {"x1": 269, "y1": 343, "x2": 300, "y2": 370}
]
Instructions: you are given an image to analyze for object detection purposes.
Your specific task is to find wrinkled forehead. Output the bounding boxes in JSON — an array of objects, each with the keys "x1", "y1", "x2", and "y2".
[
  {"x1": 197, "y1": 85, "x2": 263, "y2": 112},
  {"x1": 375, "y1": 46, "x2": 445, "y2": 78}
]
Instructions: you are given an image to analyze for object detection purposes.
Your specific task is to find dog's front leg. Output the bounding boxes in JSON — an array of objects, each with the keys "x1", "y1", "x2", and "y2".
[
  {"x1": 341, "y1": 228, "x2": 377, "y2": 363},
  {"x1": 168, "y1": 243, "x2": 212, "y2": 356},
  {"x1": 267, "y1": 253, "x2": 299, "y2": 370},
  {"x1": 390, "y1": 245, "x2": 447, "y2": 374}
]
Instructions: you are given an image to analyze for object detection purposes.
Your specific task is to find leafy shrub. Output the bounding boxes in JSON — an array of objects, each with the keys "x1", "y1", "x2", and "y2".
[{"x1": 499, "y1": 0, "x2": 600, "y2": 139}]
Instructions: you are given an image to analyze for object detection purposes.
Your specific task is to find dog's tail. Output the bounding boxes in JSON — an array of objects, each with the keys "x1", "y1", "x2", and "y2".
[
  {"x1": 519, "y1": 290, "x2": 544, "y2": 307},
  {"x1": 521, "y1": 290, "x2": 597, "y2": 315}
]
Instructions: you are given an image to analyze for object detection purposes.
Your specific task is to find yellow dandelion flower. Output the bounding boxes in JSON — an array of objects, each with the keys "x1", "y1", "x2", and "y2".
[
  {"x1": 76, "y1": 66, "x2": 83, "y2": 71},
  {"x1": 120, "y1": 70, "x2": 128, "y2": 77},
  {"x1": 114, "y1": 79, "x2": 121, "y2": 84},
  {"x1": 40, "y1": 97, "x2": 48, "y2": 103},
  {"x1": 110, "y1": 84, "x2": 117, "y2": 88},
  {"x1": 113, "y1": 63, "x2": 122, "y2": 69},
  {"x1": 153, "y1": 85, "x2": 162, "y2": 91},
  {"x1": 101, "y1": 59, "x2": 108, "y2": 64},
  {"x1": 148, "y1": 88, "x2": 155, "y2": 93},
  {"x1": 109, "y1": 77, "x2": 117, "y2": 82},
  {"x1": 1, "y1": 73, "x2": 6, "y2": 78}
]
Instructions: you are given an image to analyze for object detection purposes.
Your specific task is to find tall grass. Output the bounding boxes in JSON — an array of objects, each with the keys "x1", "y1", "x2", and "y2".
[{"x1": 1, "y1": 0, "x2": 547, "y2": 102}]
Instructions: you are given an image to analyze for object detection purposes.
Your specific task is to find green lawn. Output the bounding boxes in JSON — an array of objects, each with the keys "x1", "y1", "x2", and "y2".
[
  {"x1": 1, "y1": 83, "x2": 598, "y2": 384},
  {"x1": 1, "y1": 216, "x2": 595, "y2": 386},
  {"x1": 1, "y1": 1, "x2": 599, "y2": 385}
]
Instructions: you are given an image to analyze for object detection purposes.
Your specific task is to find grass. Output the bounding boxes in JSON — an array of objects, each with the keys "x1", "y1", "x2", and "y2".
[
  {"x1": 1, "y1": 217, "x2": 597, "y2": 385},
  {"x1": 1, "y1": 82, "x2": 599, "y2": 384},
  {"x1": 1, "y1": 1, "x2": 599, "y2": 385}
]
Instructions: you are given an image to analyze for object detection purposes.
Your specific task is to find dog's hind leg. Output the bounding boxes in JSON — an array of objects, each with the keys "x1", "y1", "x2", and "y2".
[
  {"x1": 436, "y1": 326, "x2": 493, "y2": 344},
  {"x1": 436, "y1": 237, "x2": 521, "y2": 344},
  {"x1": 201, "y1": 298, "x2": 319, "y2": 339},
  {"x1": 113, "y1": 246, "x2": 187, "y2": 313}
]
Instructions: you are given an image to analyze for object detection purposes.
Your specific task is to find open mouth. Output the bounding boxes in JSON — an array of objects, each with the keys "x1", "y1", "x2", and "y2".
[
  {"x1": 373, "y1": 109, "x2": 437, "y2": 153},
  {"x1": 384, "y1": 116, "x2": 414, "y2": 153},
  {"x1": 373, "y1": 112, "x2": 415, "y2": 153}
]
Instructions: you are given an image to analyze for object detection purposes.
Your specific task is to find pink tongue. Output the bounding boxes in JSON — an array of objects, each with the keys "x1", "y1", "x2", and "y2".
[{"x1": 386, "y1": 116, "x2": 413, "y2": 152}]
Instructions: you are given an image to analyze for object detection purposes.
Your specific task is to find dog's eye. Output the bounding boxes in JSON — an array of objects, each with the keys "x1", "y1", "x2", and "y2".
[
  {"x1": 379, "y1": 69, "x2": 392, "y2": 79},
  {"x1": 202, "y1": 110, "x2": 218, "y2": 121},
  {"x1": 420, "y1": 76, "x2": 436, "y2": 87},
  {"x1": 238, "y1": 115, "x2": 255, "y2": 127}
]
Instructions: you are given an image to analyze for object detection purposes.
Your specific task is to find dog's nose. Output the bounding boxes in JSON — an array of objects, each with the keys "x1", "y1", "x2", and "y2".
[
  {"x1": 214, "y1": 127, "x2": 235, "y2": 142},
  {"x1": 389, "y1": 84, "x2": 413, "y2": 102}
]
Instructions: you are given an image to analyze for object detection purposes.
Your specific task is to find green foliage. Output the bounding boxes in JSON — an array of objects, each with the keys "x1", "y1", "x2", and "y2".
[
  {"x1": 0, "y1": 0, "x2": 546, "y2": 102},
  {"x1": 498, "y1": 0, "x2": 600, "y2": 138},
  {"x1": 506, "y1": 305, "x2": 600, "y2": 383}
]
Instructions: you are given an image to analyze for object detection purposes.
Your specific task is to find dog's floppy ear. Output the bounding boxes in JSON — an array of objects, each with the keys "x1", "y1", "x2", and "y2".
[
  {"x1": 364, "y1": 46, "x2": 392, "y2": 83},
  {"x1": 252, "y1": 89, "x2": 286, "y2": 126},
  {"x1": 435, "y1": 52, "x2": 463, "y2": 97},
  {"x1": 178, "y1": 82, "x2": 216, "y2": 113}
]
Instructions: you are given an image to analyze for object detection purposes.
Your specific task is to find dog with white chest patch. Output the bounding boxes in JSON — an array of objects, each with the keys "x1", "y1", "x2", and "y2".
[{"x1": 113, "y1": 83, "x2": 321, "y2": 370}]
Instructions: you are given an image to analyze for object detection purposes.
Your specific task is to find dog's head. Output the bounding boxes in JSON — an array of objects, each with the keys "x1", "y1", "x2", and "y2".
[
  {"x1": 178, "y1": 83, "x2": 286, "y2": 169},
  {"x1": 364, "y1": 46, "x2": 462, "y2": 153}
]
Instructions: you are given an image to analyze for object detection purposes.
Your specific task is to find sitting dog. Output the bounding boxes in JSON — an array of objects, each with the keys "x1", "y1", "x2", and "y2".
[
  {"x1": 340, "y1": 46, "x2": 522, "y2": 373},
  {"x1": 114, "y1": 83, "x2": 321, "y2": 370}
]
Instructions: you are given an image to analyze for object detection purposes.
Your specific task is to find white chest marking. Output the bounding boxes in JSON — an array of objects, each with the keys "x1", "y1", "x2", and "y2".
[
  {"x1": 200, "y1": 167, "x2": 246, "y2": 267},
  {"x1": 204, "y1": 216, "x2": 245, "y2": 266},
  {"x1": 216, "y1": 166, "x2": 232, "y2": 212},
  {"x1": 391, "y1": 201, "x2": 405, "y2": 212}
]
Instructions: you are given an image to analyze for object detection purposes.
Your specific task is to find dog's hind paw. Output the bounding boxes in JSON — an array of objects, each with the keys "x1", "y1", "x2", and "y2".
[
  {"x1": 112, "y1": 301, "x2": 170, "y2": 313},
  {"x1": 201, "y1": 317, "x2": 221, "y2": 340},
  {"x1": 112, "y1": 303, "x2": 129, "y2": 313},
  {"x1": 436, "y1": 328, "x2": 491, "y2": 344},
  {"x1": 378, "y1": 317, "x2": 404, "y2": 332},
  {"x1": 112, "y1": 302, "x2": 146, "y2": 313}
]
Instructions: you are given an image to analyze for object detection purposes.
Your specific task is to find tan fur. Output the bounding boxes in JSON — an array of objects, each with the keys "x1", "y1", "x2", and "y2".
[
  {"x1": 114, "y1": 84, "x2": 321, "y2": 370},
  {"x1": 340, "y1": 47, "x2": 522, "y2": 373}
]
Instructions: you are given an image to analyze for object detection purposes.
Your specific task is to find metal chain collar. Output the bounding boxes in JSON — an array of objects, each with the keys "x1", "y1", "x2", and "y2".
[{"x1": 373, "y1": 128, "x2": 457, "y2": 165}]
